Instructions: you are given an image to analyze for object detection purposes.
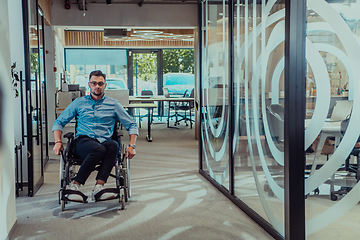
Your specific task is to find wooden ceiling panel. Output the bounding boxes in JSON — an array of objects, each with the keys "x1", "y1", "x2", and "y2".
[{"x1": 65, "y1": 30, "x2": 194, "y2": 47}]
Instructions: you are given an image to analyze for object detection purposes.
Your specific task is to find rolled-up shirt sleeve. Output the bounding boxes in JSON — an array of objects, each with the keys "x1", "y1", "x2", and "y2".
[
  {"x1": 52, "y1": 99, "x2": 78, "y2": 132},
  {"x1": 114, "y1": 102, "x2": 139, "y2": 136}
]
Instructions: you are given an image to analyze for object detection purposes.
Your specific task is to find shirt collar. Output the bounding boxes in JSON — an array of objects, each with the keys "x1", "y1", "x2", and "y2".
[{"x1": 86, "y1": 93, "x2": 106, "y2": 102}]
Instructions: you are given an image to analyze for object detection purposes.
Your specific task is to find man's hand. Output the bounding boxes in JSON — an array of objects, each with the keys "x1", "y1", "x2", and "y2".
[
  {"x1": 53, "y1": 142, "x2": 64, "y2": 155},
  {"x1": 126, "y1": 134, "x2": 137, "y2": 159},
  {"x1": 126, "y1": 146, "x2": 136, "y2": 159}
]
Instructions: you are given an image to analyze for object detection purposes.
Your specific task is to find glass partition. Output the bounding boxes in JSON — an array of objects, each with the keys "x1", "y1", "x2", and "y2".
[
  {"x1": 200, "y1": 0, "x2": 360, "y2": 238},
  {"x1": 305, "y1": 0, "x2": 360, "y2": 238},
  {"x1": 232, "y1": 0, "x2": 285, "y2": 236},
  {"x1": 201, "y1": 0, "x2": 230, "y2": 190},
  {"x1": 200, "y1": 0, "x2": 295, "y2": 238}
]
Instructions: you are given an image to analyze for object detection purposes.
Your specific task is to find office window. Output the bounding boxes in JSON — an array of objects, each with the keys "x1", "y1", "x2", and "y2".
[
  {"x1": 65, "y1": 49, "x2": 128, "y2": 93},
  {"x1": 163, "y1": 49, "x2": 194, "y2": 97}
]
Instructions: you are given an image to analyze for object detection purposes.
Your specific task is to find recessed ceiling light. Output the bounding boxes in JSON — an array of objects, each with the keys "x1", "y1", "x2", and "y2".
[
  {"x1": 155, "y1": 35, "x2": 175, "y2": 38},
  {"x1": 133, "y1": 30, "x2": 163, "y2": 35}
]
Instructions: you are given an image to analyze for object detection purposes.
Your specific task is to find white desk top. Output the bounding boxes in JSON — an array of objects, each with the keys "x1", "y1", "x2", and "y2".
[
  {"x1": 129, "y1": 95, "x2": 194, "y2": 102},
  {"x1": 321, "y1": 121, "x2": 342, "y2": 132},
  {"x1": 305, "y1": 119, "x2": 341, "y2": 132},
  {"x1": 127, "y1": 103, "x2": 157, "y2": 108}
]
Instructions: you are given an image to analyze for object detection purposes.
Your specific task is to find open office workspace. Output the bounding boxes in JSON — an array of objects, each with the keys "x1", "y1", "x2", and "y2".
[
  {"x1": 57, "y1": 87, "x2": 195, "y2": 142},
  {"x1": 3, "y1": 0, "x2": 360, "y2": 240}
]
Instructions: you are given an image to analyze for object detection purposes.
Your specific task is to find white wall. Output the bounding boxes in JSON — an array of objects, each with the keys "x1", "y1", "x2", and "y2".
[
  {"x1": 0, "y1": 0, "x2": 17, "y2": 239},
  {"x1": 52, "y1": 2, "x2": 198, "y2": 28},
  {"x1": 55, "y1": 33, "x2": 65, "y2": 98},
  {"x1": 8, "y1": 0, "x2": 28, "y2": 181},
  {"x1": 45, "y1": 24, "x2": 56, "y2": 143},
  {"x1": 8, "y1": 0, "x2": 25, "y2": 145}
]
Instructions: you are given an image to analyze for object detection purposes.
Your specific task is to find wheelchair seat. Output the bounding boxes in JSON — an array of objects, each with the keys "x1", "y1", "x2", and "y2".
[{"x1": 58, "y1": 121, "x2": 131, "y2": 211}]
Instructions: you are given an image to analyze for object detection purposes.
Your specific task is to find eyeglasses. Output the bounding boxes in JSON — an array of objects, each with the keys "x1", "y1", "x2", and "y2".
[{"x1": 89, "y1": 81, "x2": 105, "y2": 87}]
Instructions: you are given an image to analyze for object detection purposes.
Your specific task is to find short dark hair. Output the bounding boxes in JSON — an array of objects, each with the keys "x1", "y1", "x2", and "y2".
[{"x1": 89, "y1": 70, "x2": 106, "y2": 81}]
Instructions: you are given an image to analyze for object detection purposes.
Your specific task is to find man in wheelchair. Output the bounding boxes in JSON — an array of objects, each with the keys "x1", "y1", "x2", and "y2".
[{"x1": 52, "y1": 70, "x2": 138, "y2": 203}]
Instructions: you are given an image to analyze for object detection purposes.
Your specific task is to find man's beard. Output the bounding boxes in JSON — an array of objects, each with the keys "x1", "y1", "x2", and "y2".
[{"x1": 92, "y1": 90, "x2": 103, "y2": 96}]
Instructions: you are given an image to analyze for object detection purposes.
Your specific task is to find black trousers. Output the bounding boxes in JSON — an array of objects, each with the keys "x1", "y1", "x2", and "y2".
[{"x1": 73, "y1": 137, "x2": 118, "y2": 185}]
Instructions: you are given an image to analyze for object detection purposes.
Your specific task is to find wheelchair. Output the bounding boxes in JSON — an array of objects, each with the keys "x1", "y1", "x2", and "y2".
[{"x1": 58, "y1": 122, "x2": 131, "y2": 211}]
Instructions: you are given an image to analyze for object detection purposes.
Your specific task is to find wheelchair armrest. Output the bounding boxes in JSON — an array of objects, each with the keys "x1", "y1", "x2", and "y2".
[{"x1": 63, "y1": 132, "x2": 74, "y2": 139}]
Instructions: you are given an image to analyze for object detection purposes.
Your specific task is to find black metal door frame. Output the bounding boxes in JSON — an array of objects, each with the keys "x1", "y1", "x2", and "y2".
[
  {"x1": 38, "y1": 6, "x2": 49, "y2": 164},
  {"x1": 127, "y1": 49, "x2": 163, "y2": 116},
  {"x1": 284, "y1": 0, "x2": 306, "y2": 238},
  {"x1": 22, "y1": 0, "x2": 45, "y2": 197}
]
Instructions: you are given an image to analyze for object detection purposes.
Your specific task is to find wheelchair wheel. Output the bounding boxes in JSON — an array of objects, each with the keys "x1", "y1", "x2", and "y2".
[
  {"x1": 126, "y1": 156, "x2": 131, "y2": 199},
  {"x1": 115, "y1": 161, "x2": 120, "y2": 189},
  {"x1": 61, "y1": 200, "x2": 66, "y2": 211},
  {"x1": 121, "y1": 193, "x2": 125, "y2": 210},
  {"x1": 59, "y1": 155, "x2": 65, "y2": 188},
  {"x1": 124, "y1": 188, "x2": 128, "y2": 203},
  {"x1": 64, "y1": 161, "x2": 71, "y2": 185}
]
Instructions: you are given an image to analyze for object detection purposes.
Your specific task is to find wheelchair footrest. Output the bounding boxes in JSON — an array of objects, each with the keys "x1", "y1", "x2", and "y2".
[
  {"x1": 94, "y1": 188, "x2": 120, "y2": 202},
  {"x1": 62, "y1": 189, "x2": 88, "y2": 203}
]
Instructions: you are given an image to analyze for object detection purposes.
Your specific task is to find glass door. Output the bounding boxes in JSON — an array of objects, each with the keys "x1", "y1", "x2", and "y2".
[
  {"x1": 129, "y1": 50, "x2": 161, "y2": 96},
  {"x1": 128, "y1": 50, "x2": 162, "y2": 117},
  {"x1": 23, "y1": 0, "x2": 46, "y2": 196},
  {"x1": 38, "y1": 7, "x2": 49, "y2": 166}
]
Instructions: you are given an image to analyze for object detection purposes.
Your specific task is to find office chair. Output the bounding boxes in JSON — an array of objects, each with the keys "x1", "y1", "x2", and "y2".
[
  {"x1": 330, "y1": 116, "x2": 360, "y2": 201},
  {"x1": 168, "y1": 88, "x2": 194, "y2": 128},
  {"x1": 266, "y1": 104, "x2": 284, "y2": 151},
  {"x1": 58, "y1": 121, "x2": 130, "y2": 211},
  {"x1": 164, "y1": 87, "x2": 177, "y2": 127},
  {"x1": 265, "y1": 103, "x2": 320, "y2": 197},
  {"x1": 138, "y1": 90, "x2": 154, "y2": 128}
]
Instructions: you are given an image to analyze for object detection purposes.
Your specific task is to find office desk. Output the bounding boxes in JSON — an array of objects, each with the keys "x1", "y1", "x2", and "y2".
[
  {"x1": 129, "y1": 95, "x2": 194, "y2": 103},
  {"x1": 129, "y1": 95, "x2": 195, "y2": 128},
  {"x1": 127, "y1": 103, "x2": 157, "y2": 142}
]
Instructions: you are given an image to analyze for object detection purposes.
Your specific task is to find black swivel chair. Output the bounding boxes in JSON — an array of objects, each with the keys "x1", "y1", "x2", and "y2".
[
  {"x1": 138, "y1": 90, "x2": 154, "y2": 128},
  {"x1": 168, "y1": 88, "x2": 194, "y2": 128},
  {"x1": 266, "y1": 103, "x2": 284, "y2": 150},
  {"x1": 330, "y1": 117, "x2": 360, "y2": 200}
]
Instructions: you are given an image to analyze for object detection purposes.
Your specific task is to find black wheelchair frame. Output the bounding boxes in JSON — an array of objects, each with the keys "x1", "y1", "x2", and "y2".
[{"x1": 58, "y1": 122, "x2": 131, "y2": 211}]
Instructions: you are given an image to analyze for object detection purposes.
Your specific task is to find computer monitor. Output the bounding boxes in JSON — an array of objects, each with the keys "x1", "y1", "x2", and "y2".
[
  {"x1": 104, "y1": 89, "x2": 129, "y2": 107},
  {"x1": 68, "y1": 84, "x2": 80, "y2": 91}
]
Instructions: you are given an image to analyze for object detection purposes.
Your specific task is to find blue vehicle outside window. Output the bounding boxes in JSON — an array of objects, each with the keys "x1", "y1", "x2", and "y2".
[{"x1": 163, "y1": 73, "x2": 194, "y2": 96}]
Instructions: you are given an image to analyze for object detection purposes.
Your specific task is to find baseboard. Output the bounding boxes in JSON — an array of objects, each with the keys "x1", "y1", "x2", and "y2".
[{"x1": 6, "y1": 218, "x2": 17, "y2": 240}]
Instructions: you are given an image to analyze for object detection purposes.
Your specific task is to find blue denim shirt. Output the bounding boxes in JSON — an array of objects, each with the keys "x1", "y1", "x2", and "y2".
[{"x1": 52, "y1": 94, "x2": 138, "y2": 143}]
